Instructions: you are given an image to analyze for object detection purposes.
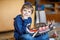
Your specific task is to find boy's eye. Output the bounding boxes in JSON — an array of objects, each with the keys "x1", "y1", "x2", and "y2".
[
  {"x1": 28, "y1": 11, "x2": 31, "y2": 13},
  {"x1": 23, "y1": 10, "x2": 26, "y2": 12}
]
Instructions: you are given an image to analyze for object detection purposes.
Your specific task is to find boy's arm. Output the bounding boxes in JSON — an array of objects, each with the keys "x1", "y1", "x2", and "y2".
[
  {"x1": 14, "y1": 17, "x2": 24, "y2": 34},
  {"x1": 14, "y1": 17, "x2": 32, "y2": 34}
]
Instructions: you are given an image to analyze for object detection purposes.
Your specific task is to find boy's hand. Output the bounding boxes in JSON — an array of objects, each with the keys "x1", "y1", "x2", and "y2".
[{"x1": 39, "y1": 26, "x2": 49, "y2": 31}]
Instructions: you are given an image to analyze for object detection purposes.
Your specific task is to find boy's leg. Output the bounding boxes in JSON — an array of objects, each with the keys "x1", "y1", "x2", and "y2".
[
  {"x1": 19, "y1": 34, "x2": 35, "y2": 40},
  {"x1": 42, "y1": 38, "x2": 49, "y2": 40}
]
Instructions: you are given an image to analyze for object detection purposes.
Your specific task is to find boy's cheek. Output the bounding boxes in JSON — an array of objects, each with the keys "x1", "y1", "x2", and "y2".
[{"x1": 28, "y1": 13, "x2": 31, "y2": 17}]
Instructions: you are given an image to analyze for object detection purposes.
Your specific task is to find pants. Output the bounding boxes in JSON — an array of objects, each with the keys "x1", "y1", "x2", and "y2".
[{"x1": 18, "y1": 34, "x2": 49, "y2": 40}]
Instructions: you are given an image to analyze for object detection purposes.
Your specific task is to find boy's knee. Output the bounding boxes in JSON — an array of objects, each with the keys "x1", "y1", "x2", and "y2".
[{"x1": 19, "y1": 34, "x2": 34, "y2": 40}]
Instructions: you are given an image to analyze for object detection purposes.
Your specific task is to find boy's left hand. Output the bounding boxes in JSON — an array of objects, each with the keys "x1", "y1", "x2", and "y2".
[{"x1": 39, "y1": 26, "x2": 49, "y2": 31}]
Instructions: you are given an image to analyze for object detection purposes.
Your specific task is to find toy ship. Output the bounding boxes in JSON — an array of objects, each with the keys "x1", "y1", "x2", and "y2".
[{"x1": 26, "y1": 10, "x2": 55, "y2": 37}]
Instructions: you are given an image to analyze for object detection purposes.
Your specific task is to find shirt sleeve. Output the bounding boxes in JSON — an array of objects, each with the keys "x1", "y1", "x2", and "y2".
[{"x1": 14, "y1": 16, "x2": 24, "y2": 34}]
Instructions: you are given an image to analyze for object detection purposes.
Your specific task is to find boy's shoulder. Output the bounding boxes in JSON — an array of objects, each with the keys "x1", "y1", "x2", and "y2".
[
  {"x1": 14, "y1": 14, "x2": 22, "y2": 20},
  {"x1": 14, "y1": 14, "x2": 32, "y2": 21},
  {"x1": 16, "y1": 14, "x2": 22, "y2": 18}
]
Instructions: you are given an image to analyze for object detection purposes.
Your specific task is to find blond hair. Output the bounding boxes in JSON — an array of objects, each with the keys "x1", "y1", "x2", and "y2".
[{"x1": 21, "y1": 2, "x2": 34, "y2": 14}]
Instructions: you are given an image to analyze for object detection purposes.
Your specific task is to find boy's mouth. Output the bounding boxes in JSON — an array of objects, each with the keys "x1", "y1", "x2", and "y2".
[{"x1": 24, "y1": 14, "x2": 28, "y2": 16}]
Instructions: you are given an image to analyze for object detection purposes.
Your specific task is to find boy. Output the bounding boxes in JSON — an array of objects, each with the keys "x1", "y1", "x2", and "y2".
[
  {"x1": 14, "y1": 2, "x2": 49, "y2": 40},
  {"x1": 14, "y1": 2, "x2": 33, "y2": 40}
]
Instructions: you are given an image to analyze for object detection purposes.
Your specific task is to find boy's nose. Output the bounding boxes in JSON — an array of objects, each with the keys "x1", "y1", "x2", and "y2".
[
  {"x1": 27, "y1": 11, "x2": 28, "y2": 13},
  {"x1": 26, "y1": 12, "x2": 28, "y2": 14}
]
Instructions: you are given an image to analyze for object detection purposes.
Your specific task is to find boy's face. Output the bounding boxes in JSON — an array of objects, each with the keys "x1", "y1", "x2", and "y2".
[{"x1": 22, "y1": 8, "x2": 32, "y2": 19}]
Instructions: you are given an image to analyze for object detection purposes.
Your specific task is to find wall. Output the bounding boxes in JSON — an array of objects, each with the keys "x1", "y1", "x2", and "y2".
[{"x1": 0, "y1": 0, "x2": 24, "y2": 32}]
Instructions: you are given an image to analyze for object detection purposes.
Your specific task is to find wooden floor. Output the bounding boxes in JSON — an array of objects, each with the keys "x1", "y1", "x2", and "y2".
[{"x1": 0, "y1": 31, "x2": 14, "y2": 40}]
